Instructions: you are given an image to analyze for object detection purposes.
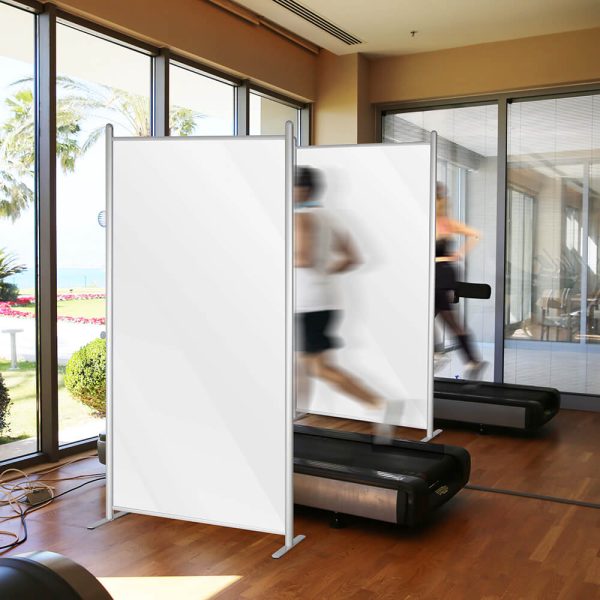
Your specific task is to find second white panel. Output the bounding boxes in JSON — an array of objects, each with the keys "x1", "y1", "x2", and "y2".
[{"x1": 296, "y1": 144, "x2": 432, "y2": 429}]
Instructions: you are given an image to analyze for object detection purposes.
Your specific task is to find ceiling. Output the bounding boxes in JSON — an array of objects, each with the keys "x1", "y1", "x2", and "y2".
[{"x1": 234, "y1": 0, "x2": 600, "y2": 57}]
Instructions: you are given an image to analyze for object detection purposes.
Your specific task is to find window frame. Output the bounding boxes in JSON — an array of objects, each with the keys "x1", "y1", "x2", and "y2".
[{"x1": 1, "y1": 0, "x2": 313, "y2": 469}]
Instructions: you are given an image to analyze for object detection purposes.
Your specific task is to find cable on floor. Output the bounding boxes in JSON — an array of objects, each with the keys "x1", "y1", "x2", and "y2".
[
  {"x1": 465, "y1": 483, "x2": 600, "y2": 509},
  {"x1": 0, "y1": 472, "x2": 105, "y2": 553}
]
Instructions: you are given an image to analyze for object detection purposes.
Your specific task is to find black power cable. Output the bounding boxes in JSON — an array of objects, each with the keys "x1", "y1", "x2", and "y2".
[
  {"x1": 0, "y1": 477, "x2": 106, "y2": 554},
  {"x1": 465, "y1": 483, "x2": 600, "y2": 509}
]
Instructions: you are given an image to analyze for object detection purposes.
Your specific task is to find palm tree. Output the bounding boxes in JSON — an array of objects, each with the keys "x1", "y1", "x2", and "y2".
[
  {"x1": 56, "y1": 76, "x2": 199, "y2": 145},
  {"x1": 0, "y1": 247, "x2": 26, "y2": 301},
  {"x1": 0, "y1": 76, "x2": 201, "y2": 220},
  {"x1": 1, "y1": 83, "x2": 94, "y2": 221},
  {"x1": 0, "y1": 88, "x2": 37, "y2": 221}
]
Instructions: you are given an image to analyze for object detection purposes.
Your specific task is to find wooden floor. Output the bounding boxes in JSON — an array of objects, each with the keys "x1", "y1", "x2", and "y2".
[
  {"x1": 2, "y1": 411, "x2": 600, "y2": 600},
  {"x1": 304, "y1": 410, "x2": 600, "y2": 503}
]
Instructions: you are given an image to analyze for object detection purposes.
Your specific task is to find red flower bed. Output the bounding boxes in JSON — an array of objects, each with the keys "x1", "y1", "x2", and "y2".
[
  {"x1": 0, "y1": 294, "x2": 106, "y2": 325},
  {"x1": 0, "y1": 303, "x2": 31, "y2": 319}
]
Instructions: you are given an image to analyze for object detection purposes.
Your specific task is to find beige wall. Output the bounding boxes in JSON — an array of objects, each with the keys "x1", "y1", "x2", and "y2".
[
  {"x1": 370, "y1": 27, "x2": 600, "y2": 104},
  {"x1": 37, "y1": 2, "x2": 600, "y2": 145},
  {"x1": 313, "y1": 51, "x2": 376, "y2": 145},
  {"x1": 356, "y1": 54, "x2": 374, "y2": 144},
  {"x1": 316, "y1": 28, "x2": 600, "y2": 146},
  {"x1": 313, "y1": 51, "x2": 359, "y2": 145},
  {"x1": 45, "y1": 0, "x2": 317, "y2": 102}
]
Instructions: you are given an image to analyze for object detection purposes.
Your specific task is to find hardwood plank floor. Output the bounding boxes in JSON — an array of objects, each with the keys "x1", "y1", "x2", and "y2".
[
  {"x1": 1, "y1": 411, "x2": 599, "y2": 600},
  {"x1": 303, "y1": 409, "x2": 600, "y2": 503}
]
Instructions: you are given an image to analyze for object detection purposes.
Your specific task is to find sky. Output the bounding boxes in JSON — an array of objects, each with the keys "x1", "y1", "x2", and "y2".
[{"x1": 1, "y1": 55, "x2": 107, "y2": 274}]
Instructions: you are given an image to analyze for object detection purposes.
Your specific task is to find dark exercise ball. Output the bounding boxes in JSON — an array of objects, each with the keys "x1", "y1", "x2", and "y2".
[{"x1": 0, "y1": 551, "x2": 112, "y2": 600}]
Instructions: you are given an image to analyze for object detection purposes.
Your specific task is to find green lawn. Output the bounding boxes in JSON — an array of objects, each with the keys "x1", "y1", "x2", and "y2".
[
  {"x1": 0, "y1": 359, "x2": 101, "y2": 443},
  {"x1": 16, "y1": 298, "x2": 106, "y2": 319}
]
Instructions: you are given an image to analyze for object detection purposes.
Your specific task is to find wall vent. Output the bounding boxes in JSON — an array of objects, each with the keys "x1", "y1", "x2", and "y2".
[{"x1": 273, "y1": 0, "x2": 362, "y2": 45}]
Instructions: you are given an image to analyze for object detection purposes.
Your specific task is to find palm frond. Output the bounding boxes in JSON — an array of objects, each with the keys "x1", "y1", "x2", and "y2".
[
  {"x1": 80, "y1": 126, "x2": 104, "y2": 154},
  {"x1": 0, "y1": 247, "x2": 27, "y2": 279}
]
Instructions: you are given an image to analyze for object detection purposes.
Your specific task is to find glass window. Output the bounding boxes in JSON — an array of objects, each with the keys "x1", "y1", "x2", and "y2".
[
  {"x1": 383, "y1": 105, "x2": 498, "y2": 380},
  {"x1": 0, "y1": 4, "x2": 37, "y2": 462},
  {"x1": 56, "y1": 23, "x2": 151, "y2": 445},
  {"x1": 169, "y1": 63, "x2": 235, "y2": 136},
  {"x1": 505, "y1": 188, "x2": 535, "y2": 328},
  {"x1": 249, "y1": 92, "x2": 299, "y2": 136},
  {"x1": 589, "y1": 163, "x2": 600, "y2": 345},
  {"x1": 505, "y1": 95, "x2": 600, "y2": 393}
]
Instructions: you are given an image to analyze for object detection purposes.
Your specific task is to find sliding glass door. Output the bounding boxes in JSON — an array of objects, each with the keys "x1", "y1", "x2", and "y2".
[
  {"x1": 383, "y1": 92, "x2": 600, "y2": 398},
  {"x1": 505, "y1": 94, "x2": 600, "y2": 393},
  {"x1": 383, "y1": 104, "x2": 498, "y2": 380}
]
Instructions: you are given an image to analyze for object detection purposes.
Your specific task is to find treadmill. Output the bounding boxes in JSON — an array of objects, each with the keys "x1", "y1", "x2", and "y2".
[
  {"x1": 293, "y1": 424, "x2": 470, "y2": 527},
  {"x1": 434, "y1": 378, "x2": 560, "y2": 431},
  {"x1": 434, "y1": 282, "x2": 561, "y2": 431}
]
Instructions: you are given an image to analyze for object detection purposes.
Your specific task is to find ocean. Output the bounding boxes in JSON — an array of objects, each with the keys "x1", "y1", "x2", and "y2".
[{"x1": 7, "y1": 268, "x2": 106, "y2": 291}]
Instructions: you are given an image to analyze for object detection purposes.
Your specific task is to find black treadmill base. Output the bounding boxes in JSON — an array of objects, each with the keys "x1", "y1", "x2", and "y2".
[
  {"x1": 294, "y1": 425, "x2": 470, "y2": 527},
  {"x1": 434, "y1": 378, "x2": 561, "y2": 431}
]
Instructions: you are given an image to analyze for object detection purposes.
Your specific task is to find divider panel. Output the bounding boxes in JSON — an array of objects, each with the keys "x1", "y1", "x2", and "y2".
[
  {"x1": 297, "y1": 144, "x2": 432, "y2": 429},
  {"x1": 111, "y1": 137, "x2": 287, "y2": 534}
]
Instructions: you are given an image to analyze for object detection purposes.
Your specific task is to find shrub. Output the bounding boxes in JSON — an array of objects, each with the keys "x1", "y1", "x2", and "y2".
[
  {"x1": 0, "y1": 373, "x2": 11, "y2": 436},
  {"x1": 0, "y1": 282, "x2": 19, "y2": 302},
  {"x1": 64, "y1": 338, "x2": 106, "y2": 416}
]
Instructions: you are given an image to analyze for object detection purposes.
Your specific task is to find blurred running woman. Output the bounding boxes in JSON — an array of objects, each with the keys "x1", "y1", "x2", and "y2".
[
  {"x1": 435, "y1": 182, "x2": 488, "y2": 380},
  {"x1": 294, "y1": 166, "x2": 401, "y2": 439},
  {"x1": 294, "y1": 167, "x2": 378, "y2": 407}
]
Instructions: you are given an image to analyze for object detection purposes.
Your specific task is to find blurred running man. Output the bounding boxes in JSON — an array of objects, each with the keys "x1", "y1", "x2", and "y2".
[
  {"x1": 435, "y1": 182, "x2": 488, "y2": 380},
  {"x1": 294, "y1": 166, "x2": 400, "y2": 440}
]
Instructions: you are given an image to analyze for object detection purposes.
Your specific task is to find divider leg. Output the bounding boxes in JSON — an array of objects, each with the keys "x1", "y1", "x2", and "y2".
[
  {"x1": 272, "y1": 534, "x2": 305, "y2": 559},
  {"x1": 87, "y1": 511, "x2": 128, "y2": 530}
]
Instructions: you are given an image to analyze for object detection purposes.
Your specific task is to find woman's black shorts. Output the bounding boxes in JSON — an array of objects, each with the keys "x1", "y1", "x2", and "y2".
[
  {"x1": 295, "y1": 310, "x2": 341, "y2": 354},
  {"x1": 435, "y1": 262, "x2": 457, "y2": 314}
]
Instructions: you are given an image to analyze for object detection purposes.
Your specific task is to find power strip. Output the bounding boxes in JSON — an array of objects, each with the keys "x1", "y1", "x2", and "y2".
[{"x1": 25, "y1": 489, "x2": 53, "y2": 506}]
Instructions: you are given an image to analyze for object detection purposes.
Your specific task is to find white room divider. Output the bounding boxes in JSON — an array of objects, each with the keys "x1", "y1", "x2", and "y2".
[
  {"x1": 93, "y1": 123, "x2": 303, "y2": 559},
  {"x1": 296, "y1": 138, "x2": 439, "y2": 439}
]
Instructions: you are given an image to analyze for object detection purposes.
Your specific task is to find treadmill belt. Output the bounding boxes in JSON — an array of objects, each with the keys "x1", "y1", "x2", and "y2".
[
  {"x1": 295, "y1": 428, "x2": 458, "y2": 485},
  {"x1": 436, "y1": 380, "x2": 553, "y2": 403}
]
